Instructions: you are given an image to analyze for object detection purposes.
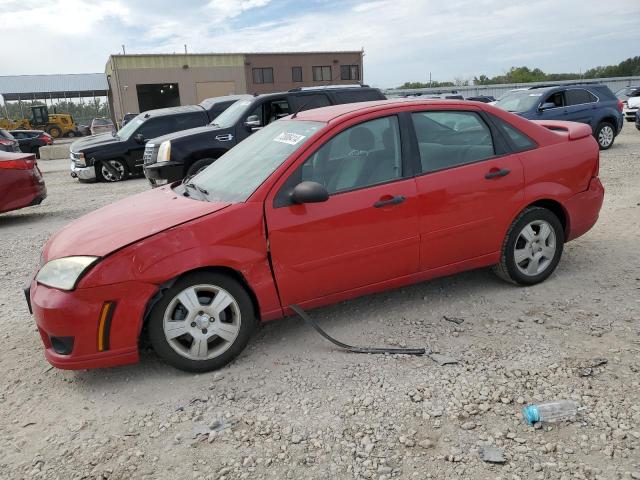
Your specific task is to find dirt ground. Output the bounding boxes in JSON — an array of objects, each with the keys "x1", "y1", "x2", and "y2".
[{"x1": 1, "y1": 125, "x2": 639, "y2": 480}]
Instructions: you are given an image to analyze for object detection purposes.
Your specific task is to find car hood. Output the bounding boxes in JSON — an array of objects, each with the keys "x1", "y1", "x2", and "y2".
[
  {"x1": 70, "y1": 133, "x2": 122, "y2": 152},
  {"x1": 150, "y1": 124, "x2": 226, "y2": 144},
  {"x1": 43, "y1": 186, "x2": 230, "y2": 260}
]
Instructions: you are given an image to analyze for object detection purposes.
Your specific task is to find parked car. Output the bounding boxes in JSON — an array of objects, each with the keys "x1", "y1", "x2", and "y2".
[
  {"x1": 0, "y1": 128, "x2": 20, "y2": 152},
  {"x1": 75, "y1": 124, "x2": 91, "y2": 136},
  {"x1": 27, "y1": 99, "x2": 604, "y2": 372},
  {"x1": 10, "y1": 130, "x2": 53, "y2": 158},
  {"x1": 624, "y1": 95, "x2": 640, "y2": 124},
  {"x1": 0, "y1": 152, "x2": 46, "y2": 214},
  {"x1": 69, "y1": 95, "x2": 243, "y2": 182},
  {"x1": 466, "y1": 95, "x2": 496, "y2": 103},
  {"x1": 615, "y1": 85, "x2": 640, "y2": 118},
  {"x1": 121, "y1": 113, "x2": 138, "y2": 127},
  {"x1": 494, "y1": 84, "x2": 623, "y2": 150},
  {"x1": 90, "y1": 118, "x2": 115, "y2": 136},
  {"x1": 143, "y1": 85, "x2": 386, "y2": 186}
]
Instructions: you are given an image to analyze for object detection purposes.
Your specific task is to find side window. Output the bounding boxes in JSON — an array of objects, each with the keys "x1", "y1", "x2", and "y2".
[
  {"x1": 491, "y1": 115, "x2": 536, "y2": 152},
  {"x1": 544, "y1": 92, "x2": 565, "y2": 108},
  {"x1": 247, "y1": 99, "x2": 290, "y2": 126},
  {"x1": 565, "y1": 89, "x2": 597, "y2": 105},
  {"x1": 412, "y1": 111, "x2": 495, "y2": 173},
  {"x1": 289, "y1": 94, "x2": 331, "y2": 111},
  {"x1": 174, "y1": 113, "x2": 206, "y2": 130},
  {"x1": 137, "y1": 118, "x2": 173, "y2": 139},
  {"x1": 296, "y1": 116, "x2": 402, "y2": 195}
]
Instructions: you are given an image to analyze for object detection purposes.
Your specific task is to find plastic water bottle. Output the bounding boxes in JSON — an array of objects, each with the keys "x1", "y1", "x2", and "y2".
[{"x1": 522, "y1": 400, "x2": 580, "y2": 425}]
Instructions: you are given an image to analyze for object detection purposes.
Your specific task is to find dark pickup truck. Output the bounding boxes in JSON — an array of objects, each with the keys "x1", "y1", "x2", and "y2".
[
  {"x1": 143, "y1": 85, "x2": 386, "y2": 186},
  {"x1": 69, "y1": 95, "x2": 243, "y2": 182}
]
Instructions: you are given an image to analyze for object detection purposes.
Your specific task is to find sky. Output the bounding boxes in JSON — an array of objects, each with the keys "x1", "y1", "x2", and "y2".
[{"x1": 1, "y1": 0, "x2": 639, "y2": 88}]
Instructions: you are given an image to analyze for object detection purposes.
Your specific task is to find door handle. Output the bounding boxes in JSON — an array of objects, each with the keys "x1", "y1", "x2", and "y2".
[
  {"x1": 374, "y1": 195, "x2": 406, "y2": 208},
  {"x1": 484, "y1": 168, "x2": 511, "y2": 179}
]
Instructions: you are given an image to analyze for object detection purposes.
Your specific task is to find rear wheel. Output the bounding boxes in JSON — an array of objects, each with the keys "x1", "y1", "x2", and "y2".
[
  {"x1": 148, "y1": 272, "x2": 257, "y2": 372},
  {"x1": 66, "y1": 131, "x2": 76, "y2": 138},
  {"x1": 97, "y1": 159, "x2": 127, "y2": 182},
  {"x1": 493, "y1": 207, "x2": 564, "y2": 285},
  {"x1": 186, "y1": 158, "x2": 216, "y2": 178},
  {"x1": 47, "y1": 126, "x2": 62, "y2": 138},
  {"x1": 594, "y1": 121, "x2": 615, "y2": 150}
]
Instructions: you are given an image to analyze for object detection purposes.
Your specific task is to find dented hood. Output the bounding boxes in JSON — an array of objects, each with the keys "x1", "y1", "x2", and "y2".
[{"x1": 43, "y1": 186, "x2": 230, "y2": 260}]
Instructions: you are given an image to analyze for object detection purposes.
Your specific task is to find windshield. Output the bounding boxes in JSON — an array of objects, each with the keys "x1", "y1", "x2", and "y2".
[
  {"x1": 495, "y1": 90, "x2": 543, "y2": 113},
  {"x1": 116, "y1": 115, "x2": 144, "y2": 139},
  {"x1": 189, "y1": 120, "x2": 324, "y2": 203},
  {"x1": 209, "y1": 99, "x2": 254, "y2": 128}
]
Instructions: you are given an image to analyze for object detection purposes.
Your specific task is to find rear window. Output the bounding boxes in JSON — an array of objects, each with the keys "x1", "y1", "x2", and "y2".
[
  {"x1": 491, "y1": 115, "x2": 537, "y2": 152},
  {"x1": 565, "y1": 89, "x2": 597, "y2": 105},
  {"x1": 333, "y1": 89, "x2": 385, "y2": 104},
  {"x1": 289, "y1": 94, "x2": 331, "y2": 111}
]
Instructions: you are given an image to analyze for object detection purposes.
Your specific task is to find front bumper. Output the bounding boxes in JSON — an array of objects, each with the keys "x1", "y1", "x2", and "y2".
[
  {"x1": 29, "y1": 279, "x2": 157, "y2": 370},
  {"x1": 624, "y1": 107, "x2": 638, "y2": 121},
  {"x1": 70, "y1": 161, "x2": 96, "y2": 181},
  {"x1": 143, "y1": 161, "x2": 184, "y2": 188},
  {"x1": 565, "y1": 176, "x2": 604, "y2": 242}
]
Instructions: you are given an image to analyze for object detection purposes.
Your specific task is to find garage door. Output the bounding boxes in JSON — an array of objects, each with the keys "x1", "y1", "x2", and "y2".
[{"x1": 195, "y1": 81, "x2": 237, "y2": 102}]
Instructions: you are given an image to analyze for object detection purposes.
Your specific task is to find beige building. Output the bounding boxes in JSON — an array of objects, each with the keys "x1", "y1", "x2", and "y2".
[{"x1": 106, "y1": 51, "x2": 364, "y2": 121}]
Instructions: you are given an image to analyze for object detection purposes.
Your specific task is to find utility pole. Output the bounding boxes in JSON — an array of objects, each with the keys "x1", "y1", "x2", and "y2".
[
  {"x1": 429, "y1": 72, "x2": 432, "y2": 88},
  {"x1": 184, "y1": 44, "x2": 188, "y2": 54},
  {"x1": 122, "y1": 44, "x2": 126, "y2": 55}
]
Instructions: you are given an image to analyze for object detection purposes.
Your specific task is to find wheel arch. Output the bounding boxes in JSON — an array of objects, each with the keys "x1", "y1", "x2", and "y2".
[
  {"x1": 184, "y1": 149, "x2": 227, "y2": 173},
  {"x1": 141, "y1": 265, "x2": 262, "y2": 332},
  {"x1": 597, "y1": 115, "x2": 619, "y2": 131},
  {"x1": 521, "y1": 198, "x2": 570, "y2": 237}
]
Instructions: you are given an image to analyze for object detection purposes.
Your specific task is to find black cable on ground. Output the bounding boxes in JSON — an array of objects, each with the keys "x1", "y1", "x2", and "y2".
[{"x1": 289, "y1": 304, "x2": 427, "y2": 355}]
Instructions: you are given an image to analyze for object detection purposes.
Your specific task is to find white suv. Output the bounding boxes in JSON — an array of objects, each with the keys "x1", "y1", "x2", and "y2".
[{"x1": 90, "y1": 117, "x2": 115, "y2": 136}]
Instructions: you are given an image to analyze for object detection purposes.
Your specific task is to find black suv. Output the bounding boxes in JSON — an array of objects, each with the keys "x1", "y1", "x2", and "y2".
[
  {"x1": 69, "y1": 95, "x2": 243, "y2": 182},
  {"x1": 143, "y1": 85, "x2": 386, "y2": 186}
]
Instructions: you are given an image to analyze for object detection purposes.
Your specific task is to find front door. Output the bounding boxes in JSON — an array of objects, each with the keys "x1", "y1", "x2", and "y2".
[
  {"x1": 409, "y1": 109, "x2": 524, "y2": 270},
  {"x1": 265, "y1": 115, "x2": 420, "y2": 306}
]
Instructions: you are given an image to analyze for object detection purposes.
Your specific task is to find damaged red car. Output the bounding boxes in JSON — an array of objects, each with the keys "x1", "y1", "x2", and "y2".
[{"x1": 27, "y1": 100, "x2": 604, "y2": 372}]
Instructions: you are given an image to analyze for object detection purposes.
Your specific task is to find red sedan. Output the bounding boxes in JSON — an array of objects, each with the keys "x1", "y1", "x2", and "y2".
[
  {"x1": 27, "y1": 100, "x2": 604, "y2": 372},
  {"x1": 1, "y1": 152, "x2": 47, "y2": 214}
]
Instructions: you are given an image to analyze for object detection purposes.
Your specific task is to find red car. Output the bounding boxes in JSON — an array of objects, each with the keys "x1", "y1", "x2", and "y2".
[
  {"x1": 1, "y1": 152, "x2": 47, "y2": 214},
  {"x1": 27, "y1": 100, "x2": 604, "y2": 372}
]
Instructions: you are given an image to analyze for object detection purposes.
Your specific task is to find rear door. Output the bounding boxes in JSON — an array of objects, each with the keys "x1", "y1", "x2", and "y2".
[
  {"x1": 410, "y1": 108, "x2": 525, "y2": 270},
  {"x1": 564, "y1": 88, "x2": 598, "y2": 126},
  {"x1": 265, "y1": 114, "x2": 420, "y2": 306}
]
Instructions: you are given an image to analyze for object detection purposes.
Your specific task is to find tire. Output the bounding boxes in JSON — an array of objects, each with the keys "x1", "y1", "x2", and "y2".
[
  {"x1": 636, "y1": 124, "x2": 640, "y2": 132},
  {"x1": 47, "y1": 126, "x2": 62, "y2": 138},
  {"x1": 33, "y1": 146, "x2": 40, "y2": 159},
  {"x1": 148, "y1": 272, "x2": 257, "y2": 372},
  {"x1": 186, "y1": 158, "x2": 216, "y2": 178},
  {"x1": 493, "y1": 207, "x2": 564, "y2": 286},
  {"x1": 594, "y1": 121, "x2": 615, "y2": 150},
  {"x1": 96, "y1": 159, "x2": 127, "y2": 182},
  {"x1": 66, "y1": 131, "x2": 76, "y2": 138}
]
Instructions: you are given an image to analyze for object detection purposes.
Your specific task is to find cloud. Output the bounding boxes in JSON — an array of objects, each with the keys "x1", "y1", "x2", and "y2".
[{"x1": 1, "y1": 0, "x2": 639, "y2": 87}]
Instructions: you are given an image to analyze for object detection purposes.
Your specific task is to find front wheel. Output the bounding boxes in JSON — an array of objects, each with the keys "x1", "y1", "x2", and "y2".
[
  {"x1": 97, "y1": 159, "x2": 127, "y2": 182},
  {"x1": 594, "y1": 121, "x2": 615, "y2": 150},
  {"x1": 493, "y1": 207, "x2": 564, "y2": 286},
  {"x1": 148, "y1": 272, "x2": 257, "y2": 372}
]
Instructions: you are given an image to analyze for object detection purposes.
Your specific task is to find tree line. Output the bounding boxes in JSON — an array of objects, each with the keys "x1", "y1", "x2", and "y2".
[
  {"x1": 3, "y1": 99, "x2": 111, "y2": 125},
  {"x1": 398, "y1": 56, "x2": 640, "y2": 89}
]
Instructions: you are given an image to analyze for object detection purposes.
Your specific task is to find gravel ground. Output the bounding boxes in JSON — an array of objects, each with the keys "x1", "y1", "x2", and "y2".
[{"x1": 1, "y1": 125, "x2": 639, "y2": 480}]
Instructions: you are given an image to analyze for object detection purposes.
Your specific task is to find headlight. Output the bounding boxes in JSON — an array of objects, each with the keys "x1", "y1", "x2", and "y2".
[
  {"x1": 75, "y1": 152, "x2": 86, "y2": 166},
  {"x1": 157, "y1": 140, "x2": 171, "y2": 163},
  {"x1": 36, "y1": 256, "x2": 99, "y2": 291}
]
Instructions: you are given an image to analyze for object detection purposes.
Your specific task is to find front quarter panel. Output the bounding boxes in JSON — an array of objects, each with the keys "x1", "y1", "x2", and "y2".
[{"x1": 79, "y1": 202, "x2": 282, "y2": 321}]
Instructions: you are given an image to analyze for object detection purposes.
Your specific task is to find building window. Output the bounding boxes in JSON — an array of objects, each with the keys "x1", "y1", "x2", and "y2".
[
  {"x1": 312, "y1": 65, "x2": 332, "y2": 81},
  {"x1": 292, "y1": 66, "x2": 303, "y2": 82},
  {"x1": 252, "y1": 67, "x2": 274, "y2": 84},
  {"x1": 341, "y1": 65, "x2": 360, "y2": 81}
]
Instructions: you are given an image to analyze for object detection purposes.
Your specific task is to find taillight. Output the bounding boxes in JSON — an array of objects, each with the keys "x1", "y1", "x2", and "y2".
[
  {"x1": 0, "y1": 139, "x2": 13, "y2": 146},
  {"x1": 617, "y1": 100, "x2": 624, "y2": 112},
  {"x1": 38, "y1": 134, "x2": 52, "y2": 144},
  {"x1": 0, "y1": 158, "x2": 36, "y2": 170}
]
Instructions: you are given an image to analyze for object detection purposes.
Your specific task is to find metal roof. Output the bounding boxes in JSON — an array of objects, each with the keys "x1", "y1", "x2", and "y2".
[{"x1": 0, "y1": 73, "x2": 108, "y2": 101}]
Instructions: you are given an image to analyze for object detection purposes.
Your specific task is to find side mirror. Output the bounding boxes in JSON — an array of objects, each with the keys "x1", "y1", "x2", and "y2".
[
  {"x1": 539, "y1": 102, "x2": 556, "y2": 111},
  {"x1": 244, "y1": 115, "x2": 262, "y2": 131},
  {"x1": 290, "y1": 181, "x2": 329, "y2": 205},
  {"x1": 134, "y1": 133, "x2": 146, "y2": 144}
]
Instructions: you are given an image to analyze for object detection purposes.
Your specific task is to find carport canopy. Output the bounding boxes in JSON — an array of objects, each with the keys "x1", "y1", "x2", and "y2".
[{"x1": 0, "y1": 73, "x2": 108, "y2": 101}]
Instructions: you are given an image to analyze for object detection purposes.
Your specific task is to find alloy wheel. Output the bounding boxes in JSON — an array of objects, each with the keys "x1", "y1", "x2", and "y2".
[
  {"x1": 598, "y1": 125, "x2": 614, "y2": 148},
  {"x1": 101, "y1": 160, "x2": 125, "y2": 182},
  {"x1": 513, "y1": 220, "x2": 556, "y2": 276},
  {"x1": 163, "y1": 284, "x2": 242, "y2": 361}
]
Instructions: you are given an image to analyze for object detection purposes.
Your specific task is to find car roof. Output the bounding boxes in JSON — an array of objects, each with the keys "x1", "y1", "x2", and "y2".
[
  {"x1": 9, "y1": 129, "x2": 46, "y2": 133},
  {"x1": 291, "y1": 98, "x2": 477, "y2": 123},
  {"x1": 140, "y1": 105, "x2": 205, "y2": 119},
  {"x1": 199, "y1": 94, "x2": 252, "y2": 109}
]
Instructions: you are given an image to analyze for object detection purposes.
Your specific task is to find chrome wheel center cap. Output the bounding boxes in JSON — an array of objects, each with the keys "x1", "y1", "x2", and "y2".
[{"x1": 195, "y1": 314, "x2": 211, "y2": 329}]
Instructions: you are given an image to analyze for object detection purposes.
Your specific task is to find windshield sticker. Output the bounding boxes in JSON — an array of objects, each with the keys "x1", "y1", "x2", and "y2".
[
  {"x1": 528, "y1": 93, "x2": 543, "y2": 96},
  {"x1": 273, "y1": 132, "x2": 306, "y2": 145}
]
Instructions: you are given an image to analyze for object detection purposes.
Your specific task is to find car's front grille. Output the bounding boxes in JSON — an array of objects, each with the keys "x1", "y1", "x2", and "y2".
[{"x1": 143, "y1": 144, "x2": 158, "y2": 165}]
